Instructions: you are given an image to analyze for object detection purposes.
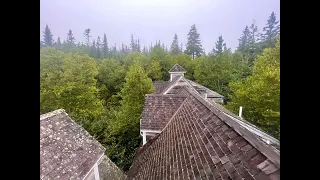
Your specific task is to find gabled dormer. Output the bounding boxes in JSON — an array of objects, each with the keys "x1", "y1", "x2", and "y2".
[{"x1": 169, "y1": 64, "x2": 186, "y2": 81}]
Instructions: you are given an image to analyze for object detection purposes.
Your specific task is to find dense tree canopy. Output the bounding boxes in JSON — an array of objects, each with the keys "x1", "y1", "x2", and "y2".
[
  {"x1": 227, "y1": 38, "x2": 280, "y2": 139},
  {"x1": 40, "y1": 11, "x2": 280, "y2": 171}
]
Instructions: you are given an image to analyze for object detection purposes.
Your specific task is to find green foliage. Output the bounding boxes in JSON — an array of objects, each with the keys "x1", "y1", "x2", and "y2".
[
  {"x1": 40, "y1": 47, "x2": 105, "y2": 130},
  {"x1": 40, "y1": 14, "x2": 280, "y2": 172},
  {"x1": 96, "y1": 58, "x2": 126, "y2": 107},
  {"x1": 227, "y1": 39, "x2": 280, "y2": 139},
  {"x1": 172, "y1": 54, "x2": 195, "y2": 80},
  {"x1": 149, "y1": 46, "x2": 173, "y2": 80},
  {"x1": 107, "y1": 60, "x2": 154, "y2": 171},
  {"x1": 194, "y1": 51, "x2": 251, "y2": 98},
  {"x1": 185, "y1": 24, "x2": 203, "y2": 59}
]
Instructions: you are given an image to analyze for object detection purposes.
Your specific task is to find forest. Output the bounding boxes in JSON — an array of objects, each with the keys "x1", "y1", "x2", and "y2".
[{"x1": 40, "y1": 12, "x2": 280, "y2": 172}]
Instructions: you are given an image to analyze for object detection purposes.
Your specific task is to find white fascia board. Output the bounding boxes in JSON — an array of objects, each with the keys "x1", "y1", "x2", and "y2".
[{"x1": 140, "y1": 129, "x2": 162, "y2": 133}]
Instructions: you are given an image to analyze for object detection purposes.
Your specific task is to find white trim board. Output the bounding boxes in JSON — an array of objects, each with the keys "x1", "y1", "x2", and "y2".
[{"x1": 140, "y1": 130, "x2": 162, "y2": 133}]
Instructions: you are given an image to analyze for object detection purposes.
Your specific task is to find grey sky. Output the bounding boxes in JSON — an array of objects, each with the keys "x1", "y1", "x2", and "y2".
[{"x1": 40, "y1": 0, "x2": 279, "y2": 52}]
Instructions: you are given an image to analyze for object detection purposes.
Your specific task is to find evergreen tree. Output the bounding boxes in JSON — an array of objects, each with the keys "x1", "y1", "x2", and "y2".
[
  {"x1": 170, "y1": 33, "x2": 181, "y2": 55},
  {"x1": 103, "y1": 33, "x2": 109, "y2": 58},
  {"x1": 227, "y1": 38, "x2": 280, "y2": 139},
  {"x1": 43, "y1": 24, "x2": 54, "y2": 46},
  {"x1": 249, "y1": 20, "x2": 259, "y2": 44},
  {"x1": 84, "y1": 28, "x2": 91, "y2": 47},
  {"x1": 185, "y1": 24, "x2": 203, "y2": 59},
  {"x1": 260, "y1": 12, "x2": 280, "y2": 43},
  {"x1": 90, "y1": 40, "x2": 97, "y2": 58},
  {"x1": 237, "y1": 26, "x2": 250, "y2": 51},
  {"x1": 212, "y1": 35, "x2": 226, "y2": 55},
  {"x1": 121, "y1": 43, "x2": 126, "y2": 54},
  {"x1": 56, "y1": 37, "x2": 62, "y2": 49},
  {"x1": 130, "y1": 34, "x2": 136, "y2": 52},
  {"x1": 66, "y1": 29, "x2": 76, "y2": 46},
  {"x1": 180, "y1": 43, "x2": 183, "y2": 53},
  {"x1": 96, "y1": 36, "x2": 101, "y2": 59},
  {"x1": 137, "y1": 39, "x2": 141, "y2": 52},
  {"x1": 142, "y1": 46, "x2": 146, "y2": 55}
]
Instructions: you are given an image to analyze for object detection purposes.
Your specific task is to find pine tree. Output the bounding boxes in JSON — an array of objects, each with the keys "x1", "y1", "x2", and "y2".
[
  {"x1": 260, "y1": 12, "x2": 280, "y2": 42},
  {"x1": 137, "y1": 39, "x2": 141, "y2": 52},
  {"x1": 84, "y1": 28, "x2": 91, "y2": 47},
  {"x1": 121, "y1": 43, "x2": 126, "y2": 54},
  {"x1": 227, "y1": 38, "x2": 280, "y2": 139},
  {"x1": 249, "y1": 20, "x2": 259, "y2": 44},
  {"x1": 180, "y1": 43, "x2": 183, "y2": 53},
  {"x1": 56, "y1": 37, "x2": 62, "y2": 49},
  {"x1": 237, "y1": 26, "x2": 250, "y2": 51},
  {"x1": 90, "y1": 40, "x2": 97, "y2": 58},
  {"x1": 66, "y1": 29, "x2": 76, "y2": 46},
  {"x1": 102, "y1": 33, "x2": 109, "y2": 58},
  {"x1": 185, "y1": 24, "x2": 203, "y2": 59},
  {"x1": 43, "y1": 24, "x2": 54, "y2": 46},
  {"x1": 96, "y1": 36, "x2": 101, "y2": 59},
  {"x1": 212, "y1": 35, "x2": 226, "y2": 55},
  {"x1": 130, "y1": 34, "x2": 136, "y2": 52},
  {"x1": 170, "y1": 33, "x2": 181, "y2": 55},
  {"x1": 142, "y1": 46, "x2": 148, "y2": 55}
]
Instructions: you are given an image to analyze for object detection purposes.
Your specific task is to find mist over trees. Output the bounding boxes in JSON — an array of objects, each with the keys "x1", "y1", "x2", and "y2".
[{"x1": 40, "y1": 11, "x2": 280, "y2": 171}]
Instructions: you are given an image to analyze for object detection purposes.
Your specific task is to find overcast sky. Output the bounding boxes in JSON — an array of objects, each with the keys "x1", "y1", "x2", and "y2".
[{"x1": 40, "y1": 0, "x2": 280, "y2": 52}]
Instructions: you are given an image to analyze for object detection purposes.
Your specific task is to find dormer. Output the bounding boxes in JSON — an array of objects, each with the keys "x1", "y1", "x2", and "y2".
[{"x1": 169, "y1": 64, "x2": 187, "y2": 81}]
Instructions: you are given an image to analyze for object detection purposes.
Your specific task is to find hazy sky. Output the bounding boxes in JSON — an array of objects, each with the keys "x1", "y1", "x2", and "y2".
[{"x1": 40, "y1": 0, "x2": 280, "y2": 52}]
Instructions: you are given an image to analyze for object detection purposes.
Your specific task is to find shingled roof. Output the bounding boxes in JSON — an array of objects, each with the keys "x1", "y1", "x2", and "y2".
[
  {"x1": 153, "y1": 81, "x2": 169, "y2": 94},
  {"x1": 128, "y1": 87, "x2": 280, "y2": 180},
  {"x1": 169, "y1": 64, "x2": 187, "y2": 72},
  {"x1": 141, "y1": 94, "x2": 187, "y2": 131},
  {"x1": 40, "y1": 109, "x2": 106, "y2": 180}
]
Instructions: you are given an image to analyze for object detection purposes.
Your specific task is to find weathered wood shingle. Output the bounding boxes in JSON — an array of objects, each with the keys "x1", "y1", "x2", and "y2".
[
  {"x1": 141, "y1": 94, "x2": 187, "y2": 131},
  {"x1": 128, "y1": 87, "x2": 280, "y2": 180},
  {"x1": 40, "y1": 109, "x2": 105, "y2": 180},
  {"x1": 153, "y1": 81, "x2": 169, "y2": 94}
]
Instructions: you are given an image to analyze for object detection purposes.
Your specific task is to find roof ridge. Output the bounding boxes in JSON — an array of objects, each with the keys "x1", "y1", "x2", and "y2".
[
  {"x1": 161, "y1": 97, "x2": 188, "y2": 131},
  {"x1": 146, "y1": 94, "x2": 187, "y2": 97},
  {"x1": 40, "y1": 109, "x2": 66, "y2": 121},
  {"x1": 161, "y1": 75, "x2": 183, "y2": 94},
  {"x1": 182, "y1": 86, "x2": 280, "y2": 168}
]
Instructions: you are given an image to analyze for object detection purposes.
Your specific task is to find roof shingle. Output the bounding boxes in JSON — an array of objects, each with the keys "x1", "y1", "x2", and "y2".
[
  {"x1": 40, "y1": 109, "x2": 105, "y2": 180},
  {"x1": 141, "y1": 94, "x2": 187, "y2": 131},
  {"x1": 153, "y1": 81, "x2": 169, "y2": 94},
  {"x1": 128, "y1": 87, "x2": 280, "y2": 180}
]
